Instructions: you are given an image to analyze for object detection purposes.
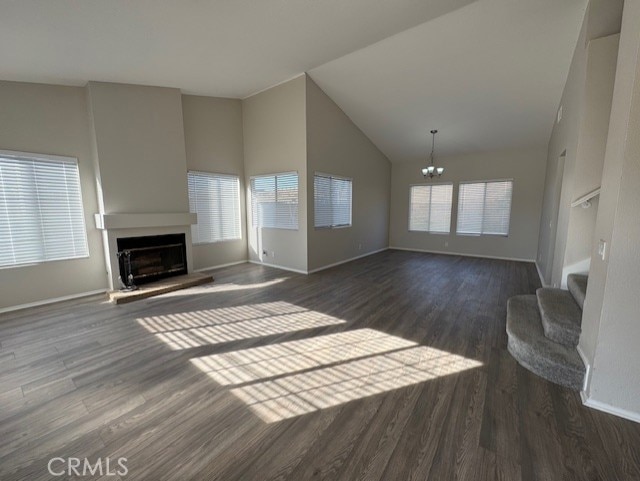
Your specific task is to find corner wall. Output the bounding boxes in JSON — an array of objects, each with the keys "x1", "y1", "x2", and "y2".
[
  {"x1": 389, "y1": 148, "x2": 546, "y2": 261},
  {"x1": 305, "y1": 77, "x2": 391, "y2": 271},
  {"x1": 182, "y1": 95, "x2": 248, "y2": 270},
  {"x1": 242, "y1": 75, "x2": 308, "y2": 273}
]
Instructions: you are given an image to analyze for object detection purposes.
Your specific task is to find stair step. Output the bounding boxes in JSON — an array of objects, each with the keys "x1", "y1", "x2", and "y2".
[
  {"x1": 536, "y1": 288, "x2": 582, "y2": 346},
  {"x1": 568, "y1": 273, "x2": 588, "y2": 309},
  {"x1": 506, "y1": 295, "x2": 585, "y2": 391}
]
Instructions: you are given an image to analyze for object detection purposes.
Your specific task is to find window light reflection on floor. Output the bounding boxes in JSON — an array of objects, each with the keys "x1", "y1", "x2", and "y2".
[
  {"x1": 136, "y1": 301, "x2": 346, "y2": 349},
  {"x1": 186, "y1": 325, "x2": 483, "y2": 422},
  {"x1": 191, "y1": 328, "x2": 417, "y2": 385},
  {"x1": 229, "y1": 344, "x2": 482, "y2": 422}
]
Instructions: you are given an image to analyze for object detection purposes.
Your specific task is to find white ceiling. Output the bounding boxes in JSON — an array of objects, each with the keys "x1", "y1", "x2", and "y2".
[
  {"x1": 0, "y1": 0, "x2": 587, "y2": 161},
  {"x1": 309, "y1": 0, "x2": 588, "y2": 161},
  {"x1": 0, "y1": 0, "x2": 475, "y2": 99}
]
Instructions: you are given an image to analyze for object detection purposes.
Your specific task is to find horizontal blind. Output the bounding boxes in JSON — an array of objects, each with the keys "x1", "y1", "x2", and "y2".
[
  {"x1": 314, "y1": 174, "x2": 352, "y2": 228},
  {"x1": 188, "y1": 171, "x2": 241, "y2": 244},
  {"x1": 409, "y1": 184, "x2": 453, "y2": 233},
  {"x1": 0, "y1": 152, "x2": 88, "y2": 268},
  {"x1": 251, "y1": 172, "x2": 298, "y2": 230},
  {"x1": 456, "y1": 180, "x2": 513, "y2": 235}
]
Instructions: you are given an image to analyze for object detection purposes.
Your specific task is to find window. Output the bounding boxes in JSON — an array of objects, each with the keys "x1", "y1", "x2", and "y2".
[
  {"x1": 314, "y1": 173, "x2": 352, "y2": 228},
  {"x1": 409, "y1": 183, "x2": 453, "y2": 233},
  {"x1": 456, "y1": 180, "x2": 513, "y2": 236},
  {"x1": 188, "y1": 171, "x2": 241, "y2": 244},
  {"x1": 0, "y1": 150, "x2": 88, "y2": 268},
  {"x1": 250, "y1": 172, "x2": 298, "y2": 230}
]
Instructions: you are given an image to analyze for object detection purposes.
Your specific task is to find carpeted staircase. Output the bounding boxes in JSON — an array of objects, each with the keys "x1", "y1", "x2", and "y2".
[{"x1": 506, "y1": 273, "x2": 588, "y2": 390}]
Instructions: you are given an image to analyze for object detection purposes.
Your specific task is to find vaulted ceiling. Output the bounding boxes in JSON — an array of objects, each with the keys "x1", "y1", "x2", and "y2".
[{"x1": 0, "y1": 0, "x2": 588, "y2": 161}]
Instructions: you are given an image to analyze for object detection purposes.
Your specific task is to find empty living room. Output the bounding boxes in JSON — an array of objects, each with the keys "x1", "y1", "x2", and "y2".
[{"x1": 1, "y1": 0, "x2": 640, "y2": 480}]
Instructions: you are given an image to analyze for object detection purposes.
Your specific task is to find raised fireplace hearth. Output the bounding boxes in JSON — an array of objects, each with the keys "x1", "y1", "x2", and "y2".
[{"x1": 116, "y1": 234, "x2": 187, "y2": 288}]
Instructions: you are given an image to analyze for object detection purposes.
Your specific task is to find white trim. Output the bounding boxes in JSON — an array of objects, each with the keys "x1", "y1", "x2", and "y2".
[
  {"x1": 576, "y1": 344, "x2": 591, "y2": 393},
  {"x1": 582, "y1": 398, "x2": 640, "y2": 424},
  {"x1": 389, "y1": 246, "x2": 534, "y2": 263},
  {"x1": 0, "y1": 289, "x2": 107, "y2": 315},
  {"x1": 308, "y1": 248, "x2": 389, "y2": 274},
  {"x1": 248, "y1": 260, "x2": 308, "y2": 275},
  {"x1": 242, "y1": 73, "x2": 306, "y2": 100},
  {"x1": 0, "y1": 148, "x2": 78, "y2": 165},
  {"x1": 194, "y1": 260, "x2": 248, "y2": 272},
  {"x1": 535, "y1": 262, "x2": 549, "y2": 287}
]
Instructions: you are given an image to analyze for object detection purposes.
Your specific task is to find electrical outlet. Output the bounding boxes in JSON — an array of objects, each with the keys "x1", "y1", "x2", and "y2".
[
  {"x1": 271, "y1": 251, "x2": 276, "y2": 258},
  {"x1": 445, "y1": 241, "x2": 449, "y2": 247},
  {"x1": 358, "y1": 243, "x2": 362, "y2": 250}
]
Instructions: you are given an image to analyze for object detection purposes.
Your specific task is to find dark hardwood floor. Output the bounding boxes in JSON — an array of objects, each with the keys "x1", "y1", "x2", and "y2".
[{"x1": 1, "y1": 250, "x2": 639, "y2": 480}]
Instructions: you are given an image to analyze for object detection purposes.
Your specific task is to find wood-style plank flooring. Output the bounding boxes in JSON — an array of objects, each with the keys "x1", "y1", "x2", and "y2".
[{"x1": 1, "y1": 250, "x2": 640, "y2": 480}]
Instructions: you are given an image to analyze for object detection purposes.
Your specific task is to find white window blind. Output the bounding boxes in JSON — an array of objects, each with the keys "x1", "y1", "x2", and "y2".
[
  {"x1": 250, "y1": 172, "x2": 298, "y2": 230},
  {"x1": 314, "y1": 174, "x2": 352, "y2": 228},
  {"x1": 0, "y1": 151, "x2": 88, "y2": 268},
  {"x1": 409, "y1": 183, "x2": 453, "y2": 233},
  {"x1": 456, "y1": 180, "x2": 513, "y2": 236},
  {"x1": 188, "y1": 171, "x2": 241, "y2": 244}
]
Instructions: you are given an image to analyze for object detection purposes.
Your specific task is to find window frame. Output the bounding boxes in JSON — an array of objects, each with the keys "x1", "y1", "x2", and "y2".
[
  {"x1": 187, "y1": 170, "x2": 242, "y2": 245},
  {"x1": 407, "y1": 182, "x2": 454, "y2": 234},
  {"x1": 0, "y1": 149, "x2": 90, "y2": 269},
  {"x1": 250, "y1": 171, "x2": 299, "y2": 231},
  {"x1": 314, "y1": 172, "x2": 353, "y2": 230},
  {"x1": 456, "y1": 178, "x2": 514, "y2": 237}
]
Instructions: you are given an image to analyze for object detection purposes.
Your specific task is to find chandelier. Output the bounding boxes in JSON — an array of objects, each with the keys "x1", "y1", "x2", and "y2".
[{"x1": 421, "y1": 129, "x2": 444, "y2": 179}]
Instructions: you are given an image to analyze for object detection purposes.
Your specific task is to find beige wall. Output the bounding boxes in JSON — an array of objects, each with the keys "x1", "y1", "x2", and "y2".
[
  {"x1": 306, "y1": 77, "x2": 390, "y2": 271},
  {"x1": 581, "y1": 0, "x2": 640, "y2": 418},
  {"x1": 87, "y1": 82, "x2": 189, "y2": 214},
  {"x1": 242, "y1": 75, "x2": 308, "y2": 273},
  {"x1": 182, "y1": 95, "x2": 248, "y2": 270},
  {"x1": 0, "y1": 81, "x2": 107, "y2": 309},
  {"x1": 390, "y1": 148, "x2": 546, "y2": 261}
]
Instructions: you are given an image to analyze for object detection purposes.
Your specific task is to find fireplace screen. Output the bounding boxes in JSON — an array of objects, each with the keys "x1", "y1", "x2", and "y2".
[{"x1": 116, "y1": 234, "x2": 187, "y2": 288}]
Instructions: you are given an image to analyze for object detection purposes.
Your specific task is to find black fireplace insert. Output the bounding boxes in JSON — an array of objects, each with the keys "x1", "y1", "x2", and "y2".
[{"x1": 116, "y1": 234, "x2": 187, "y2": 288}]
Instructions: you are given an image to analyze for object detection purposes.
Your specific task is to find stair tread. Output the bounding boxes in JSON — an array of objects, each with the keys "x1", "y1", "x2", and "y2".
[
  {"x1": 536, "y1": 288, "x2": 582, "y2": 346},
  {"x1": 568, "y1": 273, "x2": 588, "y2": 309},
  {"x1": 506, "y1": 295, "x2": 585, "y2": 391}
]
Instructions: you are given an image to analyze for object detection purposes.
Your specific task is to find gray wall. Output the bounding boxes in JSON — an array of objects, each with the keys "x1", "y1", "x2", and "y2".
[
  {"x1": 0, "y1": 81, "x2": 107, "y2": 309},
  {"x1": 390, "y1": 148, "x2": 546, "y2": 261},
  {"x1": 581, "y1": 0, "x2": 640, "y2": 418},
  {"x1": 242, "y1": 75, "x2": 308, "y2": 273},
  {"x1": 306, "y1": 76, "x2": 390, "y2": 271},
  {"x1": 182, "y1": 94, "x2": 248, "y2": 270},
  {"x1": 537, "y1": 2, "x2": 622, "y2": 287}
]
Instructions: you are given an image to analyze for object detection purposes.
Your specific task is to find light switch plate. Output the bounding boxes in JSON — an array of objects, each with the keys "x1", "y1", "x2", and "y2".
[{"x1": 598, "y1": 239, "x2": 607, "y2": 260}]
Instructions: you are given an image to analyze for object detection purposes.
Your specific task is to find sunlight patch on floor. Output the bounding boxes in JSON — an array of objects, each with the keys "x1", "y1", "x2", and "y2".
[
  {"x1": 229, "y1": 345, "x2": 482, "y2": 422},
  {"x1": 137, "y1": 301, "x2": 346, "y2": 349},
  {"x1": 191, "y1": 328, "x2": 417, "y2": 385},
  {"x1": 155, "y1": 276, "x2": 290, "y2": 297}
]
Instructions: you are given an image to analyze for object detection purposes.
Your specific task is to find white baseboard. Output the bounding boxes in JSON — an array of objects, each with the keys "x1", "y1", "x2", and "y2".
[
  {"x1": 248, "y1": 260, "x2": 308, "y2": 275},
  {"x1": 576, "y1": 344, "x2": 591, "y2": 393},
  {"x1": 308, "y1": 247, "x2": 389, "y2": 274},
  {"x1": 194, "y1": 260, "x2": 247, "y2": 272},
  {"x1": 535, "y1": 262, "x2": 549, "y2": 287},
  {"x1": 388, "y1": 246, "x2": 535, "y2": 263},
  {"x1": 0, "y1": 289, "x2": 108, "y2": 315},
  {"x1": 582, "y1": 397, "x2": 640, "y2": 424}
]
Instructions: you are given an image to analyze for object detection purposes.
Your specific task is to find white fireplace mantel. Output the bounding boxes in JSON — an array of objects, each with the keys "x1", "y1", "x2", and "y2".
[{"x1": 94, "y1": 212, "x2": 197, "y2": 230}]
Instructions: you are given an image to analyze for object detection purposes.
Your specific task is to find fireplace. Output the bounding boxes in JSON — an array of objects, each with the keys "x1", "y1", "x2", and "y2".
[{"x1": 116, "y1": 234, "x2": 187, "y2": 288}]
